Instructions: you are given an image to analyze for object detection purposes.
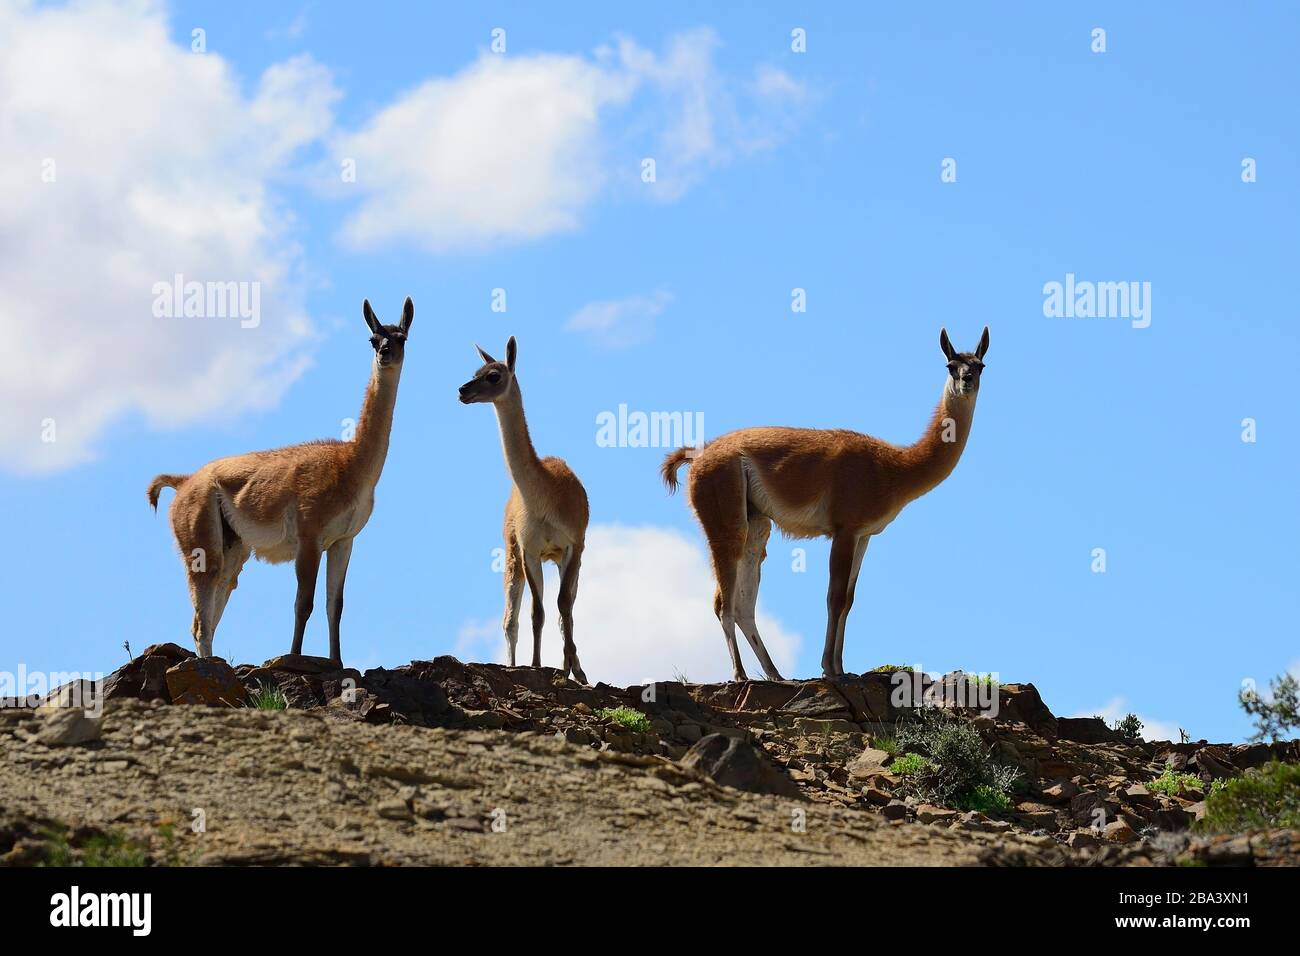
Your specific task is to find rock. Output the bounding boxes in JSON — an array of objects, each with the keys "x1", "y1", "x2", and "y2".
[
  {"x1": 1056, "y1": 716, "x2": 1122, "y2": 744},
  {"x1": 998, "y1": 684, "x2": 1058, "y2": 737},
  {"x1": 778, "y1": 681, "x2": 854, "y2": 721},
  {"x1": 916, "y1": 804, "x2": 958, "y2": 824},
  {"x1": 679, "y1": 734, "x2": 801, "y2": 798},
  {"x1": 1015, "y1": 807, "x2": 1060, "y2": 830},
  {"x1": 1040, "y1": 780, "x2": 1080, "y2": 804},
  {"x1": 376, "y1": 798, "x2": 413, "y2": 821},
  {"x1": 862, "y1": 786, "x2": 892, "y2": 806},
  {"x1": 1152, "y1": 805, "x2": 1194, "y2": 831},
  {"x1": 677, "y1": 723, "x2": 703, "y2": 744},
  {"x1": 1189, "y1": 747, "x2": 1236, "y2": 780},
  {"x1": 34, "y1": 707, "x2": 102, "y2": 746},
  {"x1": 165, "y1": 658, "x2": 247, "y2": 707},
  {"x1": 140, "y1": 642, "x2": 196, "y2": 663},
  {"x1": 559, "y1": 727, "x2": 591, "y2": 746},
  {"x1": 1103, "y1": 819, "x2": 1138, "y2": 844},
  {"x1": 1067, "y1": 830, "x2": 1100, "y2": 850},
  {"x1": 354, "y1": 667, "x2": 451, "y2": 726},
  {"x1": 1203, "y1": 835, "x2": 1252, "y2": 866},
  {"x1": 462, "y1": 709, "x2": 506, "y2": 730},
  {"x1": 1123, "y1": 784, "x2": 1156, "y2": 807},
  {"x1": 881, "y1": 800, "x2": 908, "y2": 820},
  {"x1": 100, "y1": 647, "x2": 182, "y2": 702},
  {"x1": 43, "y1": 680, "x2": 99, "y2": 710},
  {"x1": 846, "y1": 747, "x2": 892, "y2": 780},
  {"x1": 794, "y1": 717, "x2": 860, "y2": 736},
  {"x1": 261, "y1": 654, "x2": 339, "y2": 674},
  {"x1": 1070, "y1": 790, "x2": 1106, "y2": 827}
]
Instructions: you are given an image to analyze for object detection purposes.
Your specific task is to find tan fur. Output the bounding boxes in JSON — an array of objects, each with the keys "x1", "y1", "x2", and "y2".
[
  {"x1": 148, "y1": 298, "x2": 412, "y2": 663},
  {"x1": 460, "y1": 338, "x2": 590, "y2": 683},
  {"x1": 664, "y1": 327, "x2": 988, "y2": 680}
]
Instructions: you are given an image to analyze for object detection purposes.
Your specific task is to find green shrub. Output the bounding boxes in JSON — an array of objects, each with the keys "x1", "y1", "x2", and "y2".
[
  {"x1": 870, "y1": 664, "x2": 914, "y2": 673},
  {"x1": 893, "y1": 709, "x2": 1022, "y2": 811},
  {"x1": 1147, "y1": 767, "x2": 1203, "y2": 797},
  {"x1": 1195, "y1": 762, "x2": 1300, "y2": 832},
  {"x1": 598, "y1": 706, "x2": 652, "y2": 733},
  {"x1": 889, "y1": 752, "x2": 934, "y2": 776},
  {"x1": 954, "y1": 784, "x2": 1014, "y2": 814}
]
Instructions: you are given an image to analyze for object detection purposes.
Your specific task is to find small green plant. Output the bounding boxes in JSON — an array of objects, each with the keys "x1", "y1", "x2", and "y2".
[
  {"x1": 965, "y1": 672, "x2": 1000, "y2": 689},
  {"x1": 598, "y1": 706, "x2": 652, "y2": 733},
  {"x1": 889, "y1": 752, "x2": 935, "y2": 777},
  {"x1": 870, "y1": 664, "x2": 914, "y2": 673},
  {"x1": 954, "y1": 783, "x2": 1013, "y2": 814},
  {"x1": 1239, "y1": 673, "x2": 1300, "y2": 743},
  {"x1": 122, "y1": 640, "x2": 133, "y2": 661},
  {"x1": 872, "y1": 735, "x2": 899, "y2": 757},
  {"x1": 246, "y1": 682, "x2": 289, "y2": 711},
  {"x1": 1146, "y1": 767, "x2": 1203, "y2": 797},
  {"x1": 41, "y1": 827, "x2": 148, "y2": 867},
  {"x1": 1113, "y1": 713, "x2": 1144, "y2": 740},
  {"x1": 1195, "y1": 761, "x2": 1300, "y2": 832}
]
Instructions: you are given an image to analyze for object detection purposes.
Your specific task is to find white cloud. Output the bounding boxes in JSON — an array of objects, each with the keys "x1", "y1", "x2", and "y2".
[
  {"x1": 0, "y1": 0, "x2": 338, "y2": 472},
  {"x1": 335, "y1": 28, "x2": 808, "y2": 250},
  {"x1": 455, "y1": 523, "x2": 801, "y2": 686},
  {"x1": 1073, "y1": 697, "x2": 1184, "y2": 743},
  {"x1": 565, "y1": 290, "x2": 672, "y2": 349}
]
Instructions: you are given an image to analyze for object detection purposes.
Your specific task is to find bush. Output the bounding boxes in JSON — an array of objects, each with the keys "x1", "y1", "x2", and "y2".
[
  {"x1": 1113, "y1": 713, "x2": 1143, "y2": 740},
  {"x1": 1239, "y1": 673, "x2": 1300, "y2": 743},
  {"x1": 889, "y1": 752, "x2": 934, "y2": 777},
  {"x1": 1146, "y1": 767, "x2": 1203, "y2": 797},
  {"x1": 893, "y1": 709, "x2": 1022, "y2": 811},
  {"x1": 954, "y1": 784, "x2": 1014, "y2": 814},
  {"x1": 1195, "y1": 762, "x2": 1300, "y2": 832},
  {"x1": 598, "y1": 706, "x2": 652, "y2": 733}
]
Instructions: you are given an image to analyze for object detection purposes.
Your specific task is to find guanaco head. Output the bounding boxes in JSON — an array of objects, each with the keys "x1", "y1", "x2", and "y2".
[
  {"x1": 363, "y1": 297, "x2": 414, "y2": 371},
  {"x1": 458, "y1": 336, "x2": 517, "y2": 404},
  {"x1": 939, "y1": 326, "x2": 989, "y2": 398}
]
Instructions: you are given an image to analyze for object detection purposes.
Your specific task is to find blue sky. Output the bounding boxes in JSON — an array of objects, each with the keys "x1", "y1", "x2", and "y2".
[{"x1": 1, "y1": 1, "x2": 1296, "y2": 743}]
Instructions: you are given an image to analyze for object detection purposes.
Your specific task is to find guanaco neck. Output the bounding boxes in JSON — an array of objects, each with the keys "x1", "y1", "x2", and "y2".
[
  {"x1": 898, "y1": 381, "x2": 978, "y2": 503},
  {"x1": 492, "y1": 381, "x2": 549, "y2": 501},
  {"x1": 349, "y1": 362, "x2": 402, "y2": 487}
]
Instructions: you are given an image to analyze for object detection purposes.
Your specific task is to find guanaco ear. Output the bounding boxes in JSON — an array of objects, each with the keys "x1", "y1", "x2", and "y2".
[
  {"x1": 939, "y1": 327, "x2": 957, "y2": 361},
  {"x1": 476, "y1": 344, "x2": 497, "y2": 365},
  {"x1": 505, "y1": 336, "x2": 517, "y2": 372},
  {"x1": 975, "y1": 325, "x2": 990, "y2": 359},
  {"x1": 399, "y1": 296, "x2": 414, "y2": 334},
  {"x1": 363, "y1": 299, "x2": 381, "y2": 335}
]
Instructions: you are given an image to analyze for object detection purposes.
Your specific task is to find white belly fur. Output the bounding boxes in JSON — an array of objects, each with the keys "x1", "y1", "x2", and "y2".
[
  {"x1": 743, "y1": 457, "x2": 898, "y2": 539},
  {"x1": 220, "y1": 489, "x2": 374, "y2": 564}
]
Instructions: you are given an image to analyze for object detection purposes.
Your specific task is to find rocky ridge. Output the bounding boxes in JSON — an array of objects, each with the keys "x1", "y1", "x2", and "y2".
[{"x1": 2, "y1": 643, "x2": 1296, "y2": 866}]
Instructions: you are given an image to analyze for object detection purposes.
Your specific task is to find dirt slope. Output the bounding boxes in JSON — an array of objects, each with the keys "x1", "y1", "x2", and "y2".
[{"x1": 1, "y1": 699, "x2": 1071, "y2": 866}]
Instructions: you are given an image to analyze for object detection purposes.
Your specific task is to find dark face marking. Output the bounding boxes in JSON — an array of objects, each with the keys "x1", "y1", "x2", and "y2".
[
  {"x1": 946, "y1": 352, "x2": 985, "y2": 392},
  {"x1": 362, "y1": 297, "x2": 413, "y2": 369},
  {"x1": 371, "y1": 326, "x2": 407, "y2": 368}
]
